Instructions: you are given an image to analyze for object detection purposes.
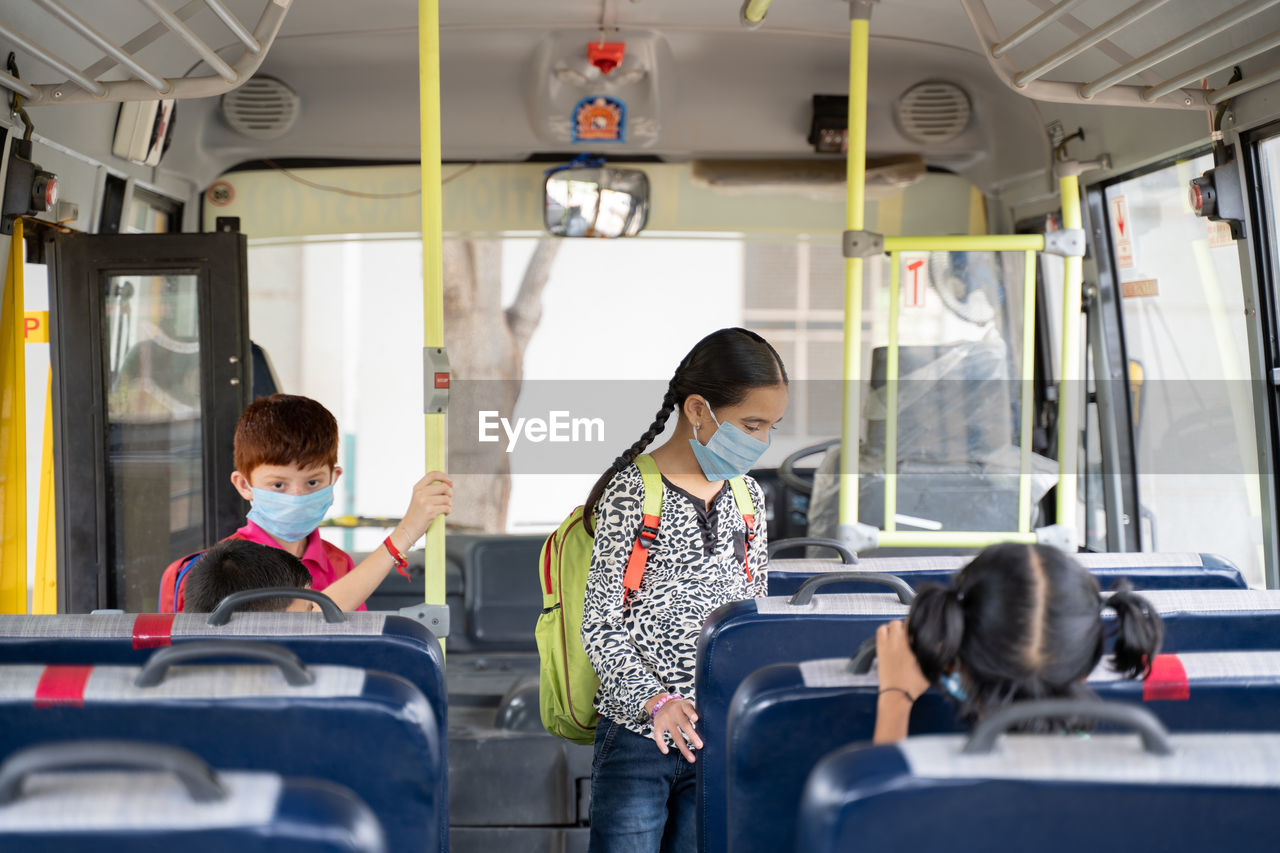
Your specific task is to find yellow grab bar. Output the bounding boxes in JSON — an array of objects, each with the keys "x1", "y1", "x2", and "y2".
[
  {"x1": 884, "y1": 235, "x2": 1046, "y2": 252},
  {"x1": 1056, "y1": 173, "x2": 1084, "y2": 535},
  {"x1": 419, "y1": 0, "x2": 446, "y2": 640},
  {"x1": 838, "y1": 9, "x2": 872, "y2": 533}
]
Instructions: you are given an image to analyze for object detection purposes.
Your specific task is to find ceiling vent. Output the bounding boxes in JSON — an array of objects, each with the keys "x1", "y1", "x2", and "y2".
[
  {"x1": 221, "y1": 76, "x2": 300, "y2": 140},
  {"x1": 895, "y1": 82, "x2": 971, "y2": 145}
]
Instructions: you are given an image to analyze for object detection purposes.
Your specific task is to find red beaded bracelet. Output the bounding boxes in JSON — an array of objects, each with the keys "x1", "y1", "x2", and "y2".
[{"x1": 383, "y1": 535, "x2": 411, "y2": 579}]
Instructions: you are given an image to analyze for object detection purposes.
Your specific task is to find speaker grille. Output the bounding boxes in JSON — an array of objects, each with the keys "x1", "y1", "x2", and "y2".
[
  {"x1": 221, "y1": 76, "x2": 299, "y2": 140},
  {"x1": 896, "y1": 82, "x2": 971, "y2": 145}
]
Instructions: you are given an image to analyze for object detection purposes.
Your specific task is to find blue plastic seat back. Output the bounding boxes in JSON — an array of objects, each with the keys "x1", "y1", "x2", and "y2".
[
  {"x1": 799, "y1": 732, "x2": 1280, "y2": 852},
  {"x1": 766, "y1": 552, "x2": 1247, "y2": 596},
  {"x1": 727, "y1": 650, "x2": 1280, "y2": 853},
  {"x1": 0, "y1": 612, "x2": 447, "y2": 852},
  {"x1": 0, "y1": 766, "x2": 385, "y2": 852},
  {"x1": 0, "y1": 659, "x2": 440, "y2": 853},
  {"x1": 695, "y1": 588, "x2": 1280, "y2": 853}
]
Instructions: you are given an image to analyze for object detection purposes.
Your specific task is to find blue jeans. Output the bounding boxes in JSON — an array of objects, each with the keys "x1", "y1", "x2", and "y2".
[{"x1": 589, "y1": 718, "x2": 696, "y2": 853}]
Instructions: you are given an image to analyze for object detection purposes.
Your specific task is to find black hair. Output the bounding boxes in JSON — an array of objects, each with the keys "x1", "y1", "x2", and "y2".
[
  {"x1": 182, "y1": 539, "x2": 312, "y2": 613},
  {"x1": 582, "y1": 327, "x2": 788, "y2": 535},
  {"x1": 907, "y1": 543, "x2": 1164, "y2": 731}
]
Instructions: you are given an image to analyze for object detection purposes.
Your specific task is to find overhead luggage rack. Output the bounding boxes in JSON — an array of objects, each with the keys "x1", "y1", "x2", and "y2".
[
  {"x1": 0, "y1": 0, "x2": 291, "y2": 106},
  {"x1": 962, "y1": 0, "x2": 1280, "y2": 108}
]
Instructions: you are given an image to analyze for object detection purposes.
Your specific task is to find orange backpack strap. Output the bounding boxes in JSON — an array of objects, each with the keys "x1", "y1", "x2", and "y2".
[
  {"x1": 728, "y1": 476, "x2": 757, "y2": 582},
  {"x1": 621, "y1": 454, "x2": 664, "y2": 596}
]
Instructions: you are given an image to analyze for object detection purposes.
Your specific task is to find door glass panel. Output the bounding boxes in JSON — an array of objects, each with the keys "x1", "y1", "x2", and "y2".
[
  {"x1": 1103, "y1": 156, "x2": 1263, "y2": 586},
  {"x1": 102, "y1": 272, "x2": 204, "y2": 609}
]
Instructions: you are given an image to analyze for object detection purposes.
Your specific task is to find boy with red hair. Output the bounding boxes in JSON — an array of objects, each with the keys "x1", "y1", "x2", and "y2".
[{"x1": 160, "y1": 393, "x2": 451, "y2": 612}]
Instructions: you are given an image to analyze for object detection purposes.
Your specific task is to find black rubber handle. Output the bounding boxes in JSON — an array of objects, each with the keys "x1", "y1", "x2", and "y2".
[
  {"x1": 135, "y1": 640, "x2": 315, "y2": 688},
  {"x1": 788, "y1": 571, "x2": 915, "y2": 605},
  {"x1": 964, "y1": 700, "x2": 1174, "y2": 756},
  {"x1": 0, "y1": 741, "x2": 227, "y2": 804},
  {"x1": 206, "y1": 587, "x2": 344, "y2": 626},
  {"x1": 777, "y1": 438, "x2": 839, "y2": 496},
  {"x1": 768, "y1": 538, "x2": 857, "y2": 564},
  {"x1": 849, "y1": 636, "x2": 878, "y2": 674}
]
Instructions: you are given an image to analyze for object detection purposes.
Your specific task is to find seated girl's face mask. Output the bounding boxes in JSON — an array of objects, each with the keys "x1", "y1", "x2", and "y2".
[{"x1": 689, "y1": 403, "x2": 770, "y2": 481}]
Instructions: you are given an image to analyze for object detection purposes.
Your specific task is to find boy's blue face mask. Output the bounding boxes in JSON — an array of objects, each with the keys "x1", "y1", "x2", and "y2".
[
  {"x1": 247, "y1": 485, "x2": 334, "y2": 543},
  {"x1": 689, "y1": 403, "x2": 771, "y2": 481}
]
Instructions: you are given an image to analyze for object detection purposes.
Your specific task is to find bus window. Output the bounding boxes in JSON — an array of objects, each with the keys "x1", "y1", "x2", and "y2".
[{"x1": 1101, "y1": 156, "x2": 1263, "y2": 586}]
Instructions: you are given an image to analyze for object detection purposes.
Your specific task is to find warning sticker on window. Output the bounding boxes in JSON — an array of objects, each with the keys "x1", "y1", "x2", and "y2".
[
  {"x1": 1109, "y1": 195, "x2": 1135, "y2": 269},
  {"x1": 1121, "y1": 278, "x2": 1158, "y2": 299},
  {"x1": 1207, "y1": 220, "x2": 1235, "y2": 248}
]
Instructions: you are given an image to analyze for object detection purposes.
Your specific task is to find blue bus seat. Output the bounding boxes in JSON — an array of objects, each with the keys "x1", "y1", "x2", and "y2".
[
  {"x1": 0, "y1": 741, "x2": 385, "y2": 852},
  {"x1": 798, "y1": 729, "x2": 1280, "y2": 852},
  {"x1": 766, "y1": 552, "x2": 1247, "y2": 596},
  {"x1": 0, "y1": 650, "x2": 441, "y2": 853},
  {"x1": 695, "y1": 587, "x2": 1280, "y2": 853},
  {"x1": 0, "y1": 611, "x2": 447, "y2": 851},
  {"x1": 727, "y1": 650, "x2": 1280, "y2": 853}
]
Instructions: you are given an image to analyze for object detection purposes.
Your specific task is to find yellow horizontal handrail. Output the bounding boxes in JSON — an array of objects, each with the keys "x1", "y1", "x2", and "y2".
[
  {"x1": 877, "y1": 531, "x2": 1040, "y2": 549},
  {"x1": 884, "y1": 235, "x2": 1046, "y2": 253}
]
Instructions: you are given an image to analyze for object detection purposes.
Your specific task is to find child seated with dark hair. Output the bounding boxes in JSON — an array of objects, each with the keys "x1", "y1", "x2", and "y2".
[
  {"x1": 873, "y1": 542, "x2": 1165, "y2": 742},
  {"x1": 182, "y1": 539, "x2": 316, "y2": 613}
]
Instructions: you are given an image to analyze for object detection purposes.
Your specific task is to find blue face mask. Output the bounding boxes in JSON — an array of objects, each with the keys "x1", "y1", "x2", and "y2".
[
  {"x1": 689, "y1": 404, "x2": 771, "y2": 481},
  {"x1": 247, "y1": 485, "x2": 334, "y2": 543},
  {"x1": 940, "y1": 671, "x2": 969, "y2": 703}
]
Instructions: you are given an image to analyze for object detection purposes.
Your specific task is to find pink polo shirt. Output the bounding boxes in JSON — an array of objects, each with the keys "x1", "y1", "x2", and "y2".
[{"x1": 234, "y1": 521, "x2": 366, "y2": 611}]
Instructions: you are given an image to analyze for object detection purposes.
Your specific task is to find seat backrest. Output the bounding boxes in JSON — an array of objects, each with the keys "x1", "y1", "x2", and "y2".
[
  {"x1": 0, "y1": 747, "x2": 385, "y2": 852},
  {"x1": 766, "y1": 552, "x2": 1247, "y2": 596},
  {"x1": 695, "y1": 587, "x2": 1280, "y2": 853},
  {"x1": 0, "y1": 655, "x2": 440, "y2": 853},
  {"x1": 459, "y1": 534, "x2": 546, "y2": 650},
  {"x1": 727, "y1": 650, "x2": 1280, "y2": 853},
  {"x1": 798, "y1": 732, "x2": 1280, "y2": 852},
  {"x1": 0, "y1": 611, "x2": 447, "y2": 852}
]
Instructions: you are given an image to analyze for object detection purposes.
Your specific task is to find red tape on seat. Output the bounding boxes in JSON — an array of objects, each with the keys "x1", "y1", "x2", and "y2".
[
  {"x1": 34, "y1": 665, "x2": 93, "y2": 708},
  {"x1": 1143, "y1": 654, "x2": 1189, "y2": 702},
  {"x1": 132, "y1": 613, "x2": 176, "y2": 650}
]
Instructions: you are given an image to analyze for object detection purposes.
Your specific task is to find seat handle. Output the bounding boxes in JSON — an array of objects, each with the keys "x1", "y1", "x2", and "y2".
[
  {"x1": 135, "y1": 640, "x2": 315, "y2": 688},
  {"x1": 206, "y1": 587, "x2": 344, "y2": 626},
  {"x1": 964, "y1": 700, "x2": 1174, "y2": 756},
  {"x1": 848, "y1": 635, "x2": 878, "y2": 674},
  {"x1": 788, "y1": 571, "x2": 915, "y2": 606},
  {"x1": 0, "y1": 741, "x2": 227, "y2": 804},
  {"x1": 768, "y1": 537, "x2": 858, "y2": 564}
]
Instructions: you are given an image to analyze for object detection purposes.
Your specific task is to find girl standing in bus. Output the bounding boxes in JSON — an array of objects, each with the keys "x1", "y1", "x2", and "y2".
[
  {"x1": 581, "y1": 327, "x2": 788, "y2": 853},
  {"x1": 872, "y1": 542, "x2": 1165, "y2": 743}
]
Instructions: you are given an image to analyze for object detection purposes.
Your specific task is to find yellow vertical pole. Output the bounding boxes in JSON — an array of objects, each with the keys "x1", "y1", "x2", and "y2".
[
  {"x1": 0, "y1": 221, "x2": 27, "y2": 613},
  {"x1": 839, "y1": 4, "x2": 872, "y2": 530},
  {"x1": 883, "y1": 253, "x2": 900, "y2": 532},
  {"x1": 419, "y1": 0, "x2": 446, "y2": 637},
  {"x1": 33, "y1": 369, "x2": 56, "y2": 613},
  {"x1": 1057, "y1": 175, "x2": 1083, "y2": 535},
  {"x1": 1018, "y1": 250, "x2": 1037, "y2": 532}
]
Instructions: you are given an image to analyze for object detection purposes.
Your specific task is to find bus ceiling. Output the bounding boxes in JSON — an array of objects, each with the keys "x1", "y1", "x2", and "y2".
[{"x1": 2, "y1": 2, "x2": 1280, "y2": 194}]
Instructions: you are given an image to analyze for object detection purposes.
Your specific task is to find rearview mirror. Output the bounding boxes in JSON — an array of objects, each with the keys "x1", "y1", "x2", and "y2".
[{"x1": 544, "y1": 167, "x2": 649, "y2": 238}]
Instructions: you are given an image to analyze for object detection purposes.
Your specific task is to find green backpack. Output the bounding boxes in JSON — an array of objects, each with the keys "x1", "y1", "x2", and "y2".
[{"x1": 535, "y1": 453, "x2": 757, "y2": 744}]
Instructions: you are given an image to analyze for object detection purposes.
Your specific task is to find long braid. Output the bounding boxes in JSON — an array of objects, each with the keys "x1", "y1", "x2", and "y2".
[{"x1": 583, "y1": 362, "x2": 688, "y2": 536}]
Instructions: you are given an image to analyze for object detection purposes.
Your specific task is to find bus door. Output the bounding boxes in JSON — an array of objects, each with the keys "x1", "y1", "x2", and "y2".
[{"x1": 46, "y1": 229, "x2": 249, "y2": 612}]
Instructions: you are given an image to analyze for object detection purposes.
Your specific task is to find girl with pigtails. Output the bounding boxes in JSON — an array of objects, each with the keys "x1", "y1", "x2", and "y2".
[
  {"x1": 873, "y1": 542, "x2": 1167, "y2": 743},
  {"x1": 581, "y1": 327, "x2": 788, "y2": 853}
]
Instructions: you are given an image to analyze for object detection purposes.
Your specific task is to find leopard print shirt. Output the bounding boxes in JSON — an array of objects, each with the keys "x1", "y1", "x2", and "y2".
[{"x1": 582, "y1": 462, "x2": 769, "y2": 736}]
